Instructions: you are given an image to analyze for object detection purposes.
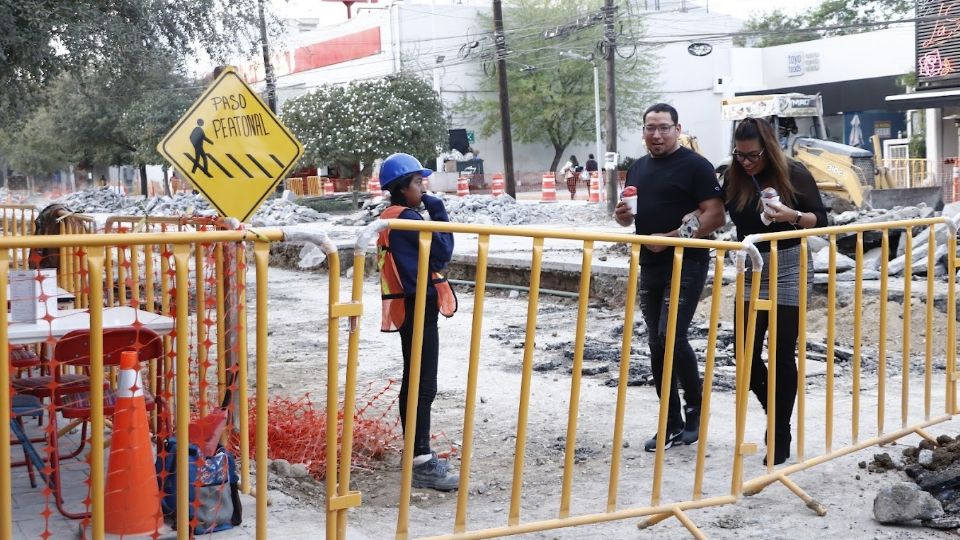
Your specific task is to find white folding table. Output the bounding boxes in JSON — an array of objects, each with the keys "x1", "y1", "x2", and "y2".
[{"x1": 7, "y1": 306, "x2": 175, "y2": 344}]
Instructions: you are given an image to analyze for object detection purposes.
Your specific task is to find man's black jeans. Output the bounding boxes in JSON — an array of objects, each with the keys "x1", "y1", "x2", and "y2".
[
  {"x1": 639, "y1": 257, "x2": 710, "y2": 432},
  {"x1": 398, "y1": 295, "x2": 439, "y2": 457}
]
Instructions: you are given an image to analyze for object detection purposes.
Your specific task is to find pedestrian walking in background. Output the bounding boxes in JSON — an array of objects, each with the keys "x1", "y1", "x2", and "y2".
[
  {"x1": 560, "y1": 155, "x2": 581, "y2": 200},
  {"x1": 723, "y1": 117, "x2": 827, "y2": 465},
  {"x1": 376, "y1": 152, "x2": 459, "y2": 491},
  {"x1": 614, "y1": 103, "x2": 725, "y2": 452},
  {"x1": 584, "y1": 153, "x2": 599, "y2": 185}
]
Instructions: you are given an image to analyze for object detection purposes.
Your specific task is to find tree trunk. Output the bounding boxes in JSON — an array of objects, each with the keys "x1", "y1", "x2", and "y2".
[
  {"x1": 352, "y1": 174, "x2": 362, "y2": 208},
  {"x1": 162, "y1": 166, "x2": 172, "y2": 197},
  {"x1": 549, "y1": 144, "x2": 565, "y2": 175},
  {"x1": 139, "y1": 163, "x2": 148, "y2": 196}
]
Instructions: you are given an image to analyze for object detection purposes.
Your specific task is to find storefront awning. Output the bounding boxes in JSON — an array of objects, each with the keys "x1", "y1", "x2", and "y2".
[{"x1": 885, "y1": 88, "x2": 960, "y2": 109}]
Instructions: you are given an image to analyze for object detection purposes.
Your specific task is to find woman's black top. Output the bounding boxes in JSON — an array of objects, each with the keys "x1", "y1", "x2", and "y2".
[{"x1": 724, "y1": 160, "x2": 828, "y2": 252}]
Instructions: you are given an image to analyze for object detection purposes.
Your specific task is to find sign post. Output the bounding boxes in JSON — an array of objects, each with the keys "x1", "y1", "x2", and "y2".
[{"x1": 157, "y1": 67, "x2": 304, "y2": 222}]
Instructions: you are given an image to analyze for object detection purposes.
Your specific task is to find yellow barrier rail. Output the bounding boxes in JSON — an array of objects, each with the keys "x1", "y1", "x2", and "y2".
[
  {"x1": 0, "y1": 204, "x2": 38, "y2": 270},
  {"x1": 0, "y1": 226, "x2": 338, "y2": 540},
  {"x1": 332, "y1": 214, "x2": 960, "y2": 539},
  {"x1": 881, "y1": 158, "x2": 929, "y2": 189},
  {"x1": 733, "y1": 215, "x2": 960, "y2": 513},
  {"x1": 341, "y1": 220, "x2": 748, "y2": 539}
]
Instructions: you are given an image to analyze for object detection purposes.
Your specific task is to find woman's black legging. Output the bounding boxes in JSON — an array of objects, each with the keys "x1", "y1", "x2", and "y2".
[
  {"x1": 742, "y1": 302, "x2": 801, "y2": 430},
  {"x1": 398, "y1": 296, "x2": 440, "y2": 457}
]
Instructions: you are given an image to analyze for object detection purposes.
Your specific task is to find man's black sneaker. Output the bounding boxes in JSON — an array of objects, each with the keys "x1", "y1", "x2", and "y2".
[
  {"x1": 680, "y1": 406, "x2": 700, "y2": 445},
  {"x1": 412, "y1": 453, "x2": 459, "y2": 491},
  {"x1": 643, "y1": 427, "x2": 684, "y2": 452}
]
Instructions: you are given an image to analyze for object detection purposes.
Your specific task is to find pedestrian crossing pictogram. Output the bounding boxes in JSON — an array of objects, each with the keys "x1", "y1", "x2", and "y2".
[{"x1": 157, "y1": 67, "x2": 304, "y2": 222}]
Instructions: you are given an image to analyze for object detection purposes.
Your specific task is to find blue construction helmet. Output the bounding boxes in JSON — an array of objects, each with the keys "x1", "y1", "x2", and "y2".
[{"x1": 379, "y1": 153, "x2": 433, "y2": 189}]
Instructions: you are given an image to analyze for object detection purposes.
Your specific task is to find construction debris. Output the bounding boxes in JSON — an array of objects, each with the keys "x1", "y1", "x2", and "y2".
[
  {"x1": 52, "y1": 188, "x2": 331, "y2": 226},
  {"x1": 866, "y1": 435, "x2": 960, "y2": 530}
]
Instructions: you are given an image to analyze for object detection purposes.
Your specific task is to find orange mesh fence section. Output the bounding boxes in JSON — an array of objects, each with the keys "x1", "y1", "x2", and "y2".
[
  {"x1": 4, "y1": 224, "x2": 255, "y2": 539},
  {"x1": 234, "y1": 382, "x2": 401, "y2": 481}
]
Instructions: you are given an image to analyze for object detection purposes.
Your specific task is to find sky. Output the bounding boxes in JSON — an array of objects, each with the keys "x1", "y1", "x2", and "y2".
[
  {"x1": 705, "y1": 0, "x2": 825, "y2": 20},
  {"x1": 270, "y1": 0, "x2": 829, "y2": 28}
]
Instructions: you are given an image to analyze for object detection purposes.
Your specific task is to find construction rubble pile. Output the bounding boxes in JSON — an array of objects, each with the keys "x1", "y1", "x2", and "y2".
[
  {"x1": 53, "y1": 188, "x2": 332, "y2": 226},
  {"x1": 867, "y1": 435, "x2": 960, "y2": 530},
  {"x1": 339, "y1": 192, "x2": 612, "y2": 227}
]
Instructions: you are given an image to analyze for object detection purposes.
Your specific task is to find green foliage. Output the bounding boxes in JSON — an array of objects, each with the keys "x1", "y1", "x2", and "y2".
[
  {"x1": 457, "y1": 0, "x2": 657, "y2": 172},
  {"x1": 0, "y1": 0, "x2": 264, "y2": 127},
  {"x1": 281, "y1": 74, "x2": 448, "y2": 179},
  {"x1": 0, "y1": 108, "x2": 73, "y2": 175},
  {"x1": 735, "y1": 0, "x2": 913, "y2": 47},
  {"x1": 909, "y1": 133, "x2": 926, "y2": 159},
  {"x1": 0, "y1": 54, "x2": 203, "y2": 174}
]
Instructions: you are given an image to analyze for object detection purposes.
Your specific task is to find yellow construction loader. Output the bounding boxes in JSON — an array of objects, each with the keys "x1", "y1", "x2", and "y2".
[{"x1": 719, "y1": 94, "x2": 872, "y2": 207}]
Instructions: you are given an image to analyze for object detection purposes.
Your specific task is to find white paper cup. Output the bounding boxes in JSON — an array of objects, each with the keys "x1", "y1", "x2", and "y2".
[{"x1": 622, "y1": 195, "x2": 637, "y2": 215}]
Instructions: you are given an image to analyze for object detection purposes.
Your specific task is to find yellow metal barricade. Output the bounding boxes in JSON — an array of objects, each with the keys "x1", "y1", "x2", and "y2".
[
  {"x1": 734, "y1": 216, "x2": 960, "y2": 515},
  {"x1": 0, "y1": 226, "x2": 322, "y2": 540},
  {"x1": 331, "y1": 215, "x2": 960, "y2": 539},
  {"x1": 286, "y1": 177, "x2": 305, "y2": 198},
  {"x1": 56, "y1": 212, "x2": 97, "y2": 308},
  {"x1": 336, "y1": 221, "x2": 746, "y2": 539},
  {"x1": 0, "y1": 204, "x2": 37, "y2": 270}
]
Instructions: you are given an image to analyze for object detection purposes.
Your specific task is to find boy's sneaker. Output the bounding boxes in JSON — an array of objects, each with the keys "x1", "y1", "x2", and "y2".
[
  {"x1": 412, "y1": 453, "x2": 459, "y2": 491},
  {"x1": 643, "y1": 426, "x2": 684, "y2": 452}
]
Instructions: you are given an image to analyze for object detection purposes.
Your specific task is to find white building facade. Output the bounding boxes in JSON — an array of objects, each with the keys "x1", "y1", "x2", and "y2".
[{"x1": 241, "y1": 1, "x2": 943, "y2": 186}]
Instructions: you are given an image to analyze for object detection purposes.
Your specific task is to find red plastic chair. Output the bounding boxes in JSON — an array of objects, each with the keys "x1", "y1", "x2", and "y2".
[
  {"x1": 10, "y1": 344, "x2": 41, "y2": 373},
  {"x1": 46, "y1": 326, "x2": 164, "y2": 519}
]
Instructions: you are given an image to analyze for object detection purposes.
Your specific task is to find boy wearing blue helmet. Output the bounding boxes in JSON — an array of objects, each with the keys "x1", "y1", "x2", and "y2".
[{"x1": 376, "y1": 152, "x2": 458, "y2": 491}]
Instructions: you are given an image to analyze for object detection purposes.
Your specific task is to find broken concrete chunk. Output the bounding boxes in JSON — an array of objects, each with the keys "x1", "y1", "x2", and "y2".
[{"x1": 873, "y1": 482, "x2": 943, "y2": 524}]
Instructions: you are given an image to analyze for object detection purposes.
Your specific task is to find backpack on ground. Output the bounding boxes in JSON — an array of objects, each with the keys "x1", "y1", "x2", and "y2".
[{"x1": 156, "y1": 437, "x2": 242, "y2": 534}]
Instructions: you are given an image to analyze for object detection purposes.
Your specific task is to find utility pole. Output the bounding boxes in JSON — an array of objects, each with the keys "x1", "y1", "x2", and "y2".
[
  {"x1": 258, "y1": 0, "x2": 277, "y2": 113},
  {"x1": 603, "y1": 0, "x2": 618, "y2": 215},
  {"x1": 493, "y1": 0, "x2": 516, "y2": 197}
]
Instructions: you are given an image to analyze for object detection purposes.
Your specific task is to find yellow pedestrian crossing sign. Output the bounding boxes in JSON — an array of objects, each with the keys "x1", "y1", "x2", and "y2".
[{"x1": 157, "y1": 67, "x2": 303, "y2": 222}]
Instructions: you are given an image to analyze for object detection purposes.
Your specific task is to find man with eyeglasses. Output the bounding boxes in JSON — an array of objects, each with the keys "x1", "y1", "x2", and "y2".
[{"x1": 614, "y1": 103, "x2": 725, "y2": 452}]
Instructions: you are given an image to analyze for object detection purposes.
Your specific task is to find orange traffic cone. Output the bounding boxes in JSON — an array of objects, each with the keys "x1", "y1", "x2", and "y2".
[{"x1": 103, "y1": 351, "x2": 163, "y2": 536}]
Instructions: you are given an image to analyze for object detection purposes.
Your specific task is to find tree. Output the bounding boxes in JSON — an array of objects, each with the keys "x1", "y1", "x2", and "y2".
[
  {"x1": 281, "y1": 74, "x2": 448, "y2": 203},
  {"x1": 0, "y1": 54, "x2": 202, "y2": 193},
  {"x1": 458, "y1": 0, "x2": 657, "y2": 173},
  {"x1": 735, "y1": 0, "x2": 913, "y2": 47},
  {"x1": 0, "y1": 0, "x2": 264, "y2": 128}
]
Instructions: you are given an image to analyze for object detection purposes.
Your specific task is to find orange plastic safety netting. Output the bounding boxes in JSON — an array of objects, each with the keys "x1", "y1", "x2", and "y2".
[{"x1": 6, "y1": 213, "x2": 249, "y2": 538}]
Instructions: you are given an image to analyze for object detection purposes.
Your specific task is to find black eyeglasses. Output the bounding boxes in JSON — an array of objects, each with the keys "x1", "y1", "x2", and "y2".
[
  {"x1": 642, "y1": 124, "x2": 676, "y2": 134},
  {"x1": 732, "y1": 149, "x2": 765, "y2": 163}
]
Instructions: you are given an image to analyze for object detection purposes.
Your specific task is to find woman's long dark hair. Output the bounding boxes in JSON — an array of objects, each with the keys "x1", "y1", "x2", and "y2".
[
  {"x1": 725, "y1": 117, "x2": 796, "y2": 212},
  {"x1": 568, "y1": 155, "x2": 579, "y2": 167}
]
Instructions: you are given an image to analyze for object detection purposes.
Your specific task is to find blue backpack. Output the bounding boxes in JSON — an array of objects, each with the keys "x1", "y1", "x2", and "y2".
[{"x1": 156, "y1": 437, "x2": 242, "y2": 533}]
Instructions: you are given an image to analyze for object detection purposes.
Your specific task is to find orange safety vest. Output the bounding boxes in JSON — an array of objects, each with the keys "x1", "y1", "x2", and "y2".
[{"x1": 378, "y1": 205, "x2": 457, "y2": 332}]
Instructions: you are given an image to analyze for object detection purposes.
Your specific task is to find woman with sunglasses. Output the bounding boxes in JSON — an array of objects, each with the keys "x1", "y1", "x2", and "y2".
[{"x1": 724, "y1": 117, "x2": 828, "y2": 465}]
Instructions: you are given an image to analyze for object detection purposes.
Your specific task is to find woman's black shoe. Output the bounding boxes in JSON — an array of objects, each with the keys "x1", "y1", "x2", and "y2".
[{"x1": 763, "y1": 425, "x2": 792, "y2": 466}]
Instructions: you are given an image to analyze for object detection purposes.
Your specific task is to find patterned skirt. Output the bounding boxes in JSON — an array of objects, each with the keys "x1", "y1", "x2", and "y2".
[{"x1": 743, "y1": 244, "x2": 813, "y2": 307}]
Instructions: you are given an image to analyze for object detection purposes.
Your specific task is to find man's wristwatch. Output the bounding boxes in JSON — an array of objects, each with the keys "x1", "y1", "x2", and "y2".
[{"x1": 792, "y1": 210, "x2": 803, "y2": 225}]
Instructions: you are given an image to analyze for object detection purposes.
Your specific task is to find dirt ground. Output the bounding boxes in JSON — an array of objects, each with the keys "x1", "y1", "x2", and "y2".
[{"x1": 254, "y1": 251, "x2": 960, "y2": 540}]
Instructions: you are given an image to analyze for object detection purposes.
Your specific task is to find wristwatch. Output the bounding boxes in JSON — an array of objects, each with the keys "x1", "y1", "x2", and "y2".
[{"x1": 792, "y1": 210, "x2": 803, "y2": 225}]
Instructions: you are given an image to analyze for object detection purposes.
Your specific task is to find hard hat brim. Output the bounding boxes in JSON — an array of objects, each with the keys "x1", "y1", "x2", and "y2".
[{"x1": 381, "y1": 168, "x2": 433, "y2": 188}]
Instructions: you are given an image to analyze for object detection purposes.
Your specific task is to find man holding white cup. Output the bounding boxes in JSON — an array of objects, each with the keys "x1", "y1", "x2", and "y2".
[{"x1": 614, "y1": 103, "x2": 726, "y2": 453}]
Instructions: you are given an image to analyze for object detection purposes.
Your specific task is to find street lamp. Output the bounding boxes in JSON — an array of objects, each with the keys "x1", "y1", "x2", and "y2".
[{"x1": 560, "y1": 51, "x2": 602, "y2": 175}]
